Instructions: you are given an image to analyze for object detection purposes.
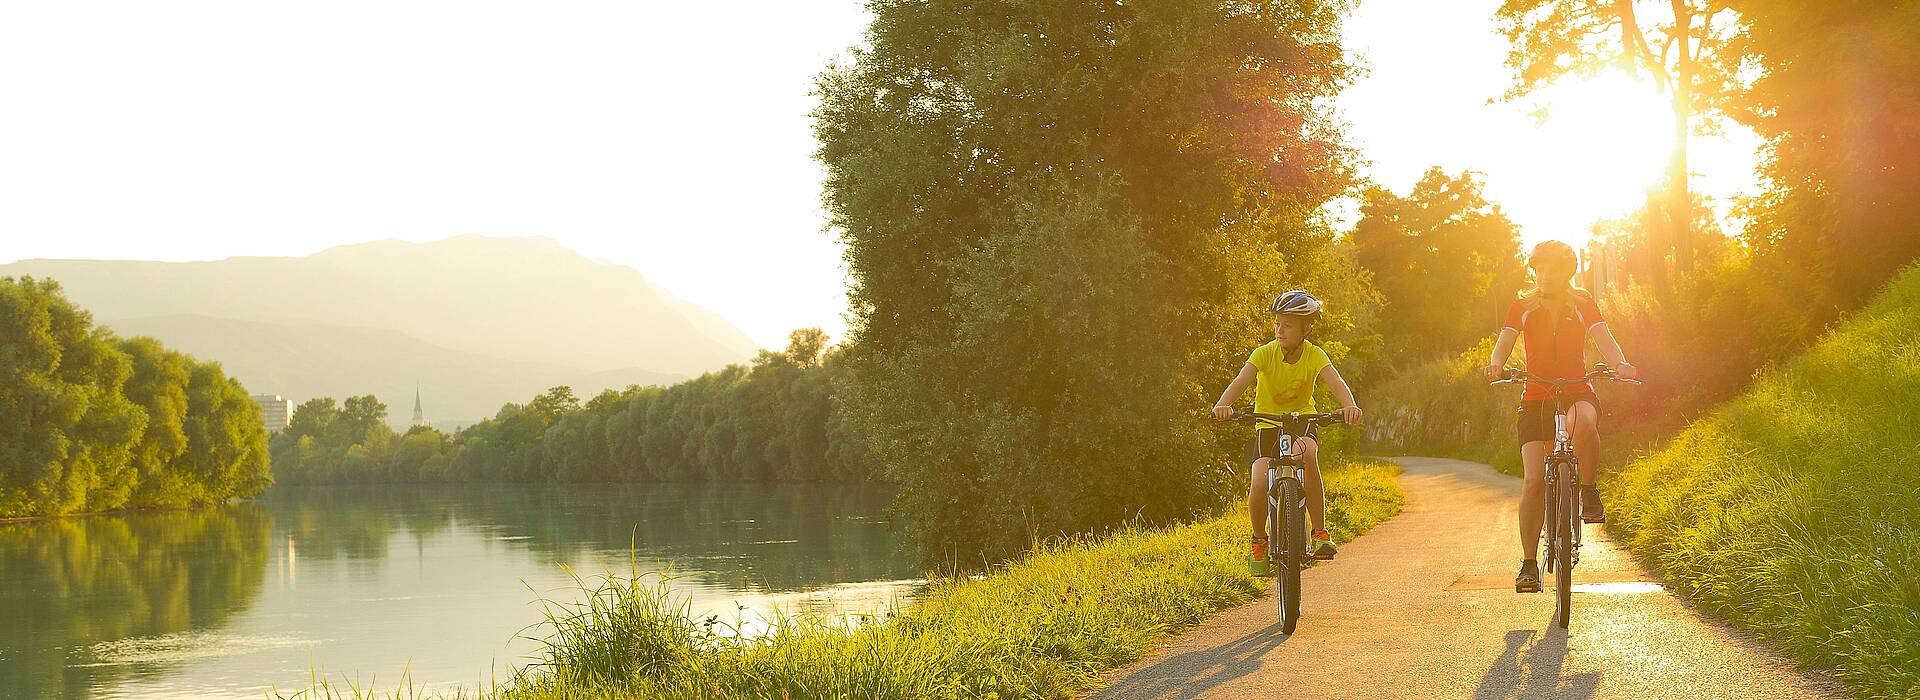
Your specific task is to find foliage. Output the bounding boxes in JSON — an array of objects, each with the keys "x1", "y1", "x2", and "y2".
[
  {"x1": 0, "y1": 276, "x2": 269, "y2": 518},
  {"x1": 1607, "y1": 263, "x2": 1920, "y2": 700},
  {"x1": 271, "y1": 330, "x2": 872, "y2": 485},
  {"x1": 1351, "y1": 167, "x2": 1525, "y2": 366},
  {"x1": 816, "y1": 0, "x2": 1369, "y2": 565},
  {"x1": 1728, "y1": 0, "x2": 1920, "y2": 335}
]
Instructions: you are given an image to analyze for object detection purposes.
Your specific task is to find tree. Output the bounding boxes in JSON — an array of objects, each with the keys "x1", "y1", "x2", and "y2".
[
  {"x1": 0, "y1": 277, "x2": 145, "y2": 517},
  {"x1": 1352, "y1": 168, "x2": 1525, "y2": 365},
  {"x1": 116, "y1": 337, "x2": 191, "y2": 506},
  {"x1": 1496, "y1": 0, "x2": 1742, "y2": 291},
  {"x1": 1728, "y1": 1, "x2": 1920, "y2": 325},
  {"x1": 816, "y1": 0, "x2": 1362, "y2": 562}
]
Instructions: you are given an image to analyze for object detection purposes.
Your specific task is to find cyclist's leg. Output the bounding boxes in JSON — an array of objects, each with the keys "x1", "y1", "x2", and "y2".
[
  {"x1": 1246, "y1": 430, "x2": 1277, "y2": 540},
  {"x1": 1298, "y1": 435, "x2": 1325, "y2": 532},
  {"x1": 1520, "y1": 441, "x2": 1549, "y2": 558},
  {"x1": 1568, "y1": 398, "x2": 1601, "y2": 485},
  {"x1": 1516, "y1": 400, "x2": 1553, "y2": 560},
  {"x1": 1249, "y1": 455, "x2": 1273, "y2": 537}
]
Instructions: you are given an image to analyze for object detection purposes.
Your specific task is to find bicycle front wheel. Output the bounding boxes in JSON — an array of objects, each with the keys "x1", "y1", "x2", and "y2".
[
  {"x1": 1276, "y1": 477, "x2": 1306, "y2": 634},
  {"x1": 1554, "y1": 465, "x2": 1576, "y2": 628}
]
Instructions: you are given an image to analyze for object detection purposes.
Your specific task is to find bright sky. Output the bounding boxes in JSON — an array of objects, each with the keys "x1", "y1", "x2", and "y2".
[
  {"x1": 0, "y1": 1, "x2": 1760, "y2": 349},
  {"x1": 1336, "y1": 0, "x2": 1761, "y2": 250},
  {"x1": 0, "y1": 1, "x2": 871, "y2": 350}
]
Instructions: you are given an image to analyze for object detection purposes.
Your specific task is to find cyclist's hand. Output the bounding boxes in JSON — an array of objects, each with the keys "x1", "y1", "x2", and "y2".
[
  {"x1": 1337, "y1": 406, "x2": 1363, "y2": 425},
  {"x1": 1211, "y1": 405, "x2": 1235, "y2": 421},
  {"x1": 1616, "y1": 362, "x2": 1640, "y2": 380},
  {"x1": 1480, "y1": 363, "x2": 1500, "y2": 380}
]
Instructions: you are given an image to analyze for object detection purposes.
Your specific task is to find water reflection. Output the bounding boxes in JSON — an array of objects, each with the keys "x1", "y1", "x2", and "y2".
[
  {"x1": 0, "y1": 505, "x2": 272, "y2": 700},
  {"x1": 0, "y1": 483, "x2": 913, "y2": 700}
]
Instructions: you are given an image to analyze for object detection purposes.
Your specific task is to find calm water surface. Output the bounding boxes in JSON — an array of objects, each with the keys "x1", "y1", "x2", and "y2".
[{"x1": 0, "y1": 483, "x2": 918, "y2": 700}]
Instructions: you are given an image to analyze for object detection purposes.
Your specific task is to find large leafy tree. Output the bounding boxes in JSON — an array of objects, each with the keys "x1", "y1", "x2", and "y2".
[
  {"x1": 1728, "y1": 1, "x2": 1920, "y2": 333},
  {"x1": 1353, "y1": 168, "x2": 1525, "y2": 365},
  {"x1": 0, "y1": 277, "x2": 145, "y2": 516},
  {"x1": 816, "y1": 0, "x2": 1364, "y2": 562}
]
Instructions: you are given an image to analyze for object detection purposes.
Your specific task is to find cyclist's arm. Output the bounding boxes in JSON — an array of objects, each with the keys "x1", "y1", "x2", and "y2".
[
  {"x1": 1212, "y1": 363, "x2": 1257, "y2": 417},
  {"x1": 1319, "y1": 364, "x2": 1363, "y2": 424},
  {"x1": 1485, "y1": 328, "x2": 1520, "y2": 377},
  {"x1": 1588, "y1": 322, "x2": 1637, "y2": 376}
]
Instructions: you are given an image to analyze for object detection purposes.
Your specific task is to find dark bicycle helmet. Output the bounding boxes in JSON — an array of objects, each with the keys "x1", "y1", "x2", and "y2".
[
  {"x1": 1268, "y1": 290, "x2": 1323, "y2": 319},
  {"x1": 1528, "y1": 240, "x2": 1578, "y2": 270}
]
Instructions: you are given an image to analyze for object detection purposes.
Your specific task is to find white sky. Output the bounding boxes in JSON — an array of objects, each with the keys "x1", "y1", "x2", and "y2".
[{"x1": 0, "y1": 0, "x2": 1761, "y2": 349}]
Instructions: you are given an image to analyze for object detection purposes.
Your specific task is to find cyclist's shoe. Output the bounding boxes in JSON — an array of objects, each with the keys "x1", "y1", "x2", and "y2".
[
  {"x1": 1248, "y1": 537, "x2": 1273, "y2": 577},
  {"x1": 1310, "y1": 529, "x2": 1337, "y2": 560},
  {"x1": 1516, "y1": 560, "x2": 1543, "y2": 593},
  {"x1": 1580, "y1": 484, "x2": 1606, "y2": 523}
]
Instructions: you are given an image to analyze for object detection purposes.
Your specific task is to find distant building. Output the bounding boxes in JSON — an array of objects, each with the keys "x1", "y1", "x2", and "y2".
[
  {"x1": 412, "y1": 387, "x2": 428, "y2": 429},
  {"x1": 252, "y1": 394, "x2": 293, "y2": 433}
]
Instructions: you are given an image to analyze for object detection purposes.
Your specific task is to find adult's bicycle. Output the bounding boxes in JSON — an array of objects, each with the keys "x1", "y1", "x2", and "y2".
[
  {"x1": 1233, "y1": 410, "x2": 1344, "y2": 634},
  {"x1": 1490, "y1": 363, "x2": 1640, "y2": 628}
]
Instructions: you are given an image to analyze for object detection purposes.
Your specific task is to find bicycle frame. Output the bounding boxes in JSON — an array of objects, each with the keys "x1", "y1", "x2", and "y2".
[{"x1": 1492, "y1": 364, "x2": 1639, "y2": 627}]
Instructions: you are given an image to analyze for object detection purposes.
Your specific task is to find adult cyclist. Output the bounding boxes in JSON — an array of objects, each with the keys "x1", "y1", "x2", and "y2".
[{"x1": 1481, "y1": 241, "x2": 1639, "y2": 593}]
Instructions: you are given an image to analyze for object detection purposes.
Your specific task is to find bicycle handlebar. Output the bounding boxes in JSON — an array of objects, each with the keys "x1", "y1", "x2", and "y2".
[
  {"x1": 1489, "y1": 364, "x2": 1643, "y2": 387},
  {"x1": 1230, "y1": 410, "x2": 1347, "y2": 427}
]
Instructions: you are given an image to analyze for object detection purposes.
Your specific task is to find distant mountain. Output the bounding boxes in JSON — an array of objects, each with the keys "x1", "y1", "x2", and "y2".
[
  {"x1": 102, "y1": 315, "x2": 685, "y2": 427},
  {"x1": 2, "y1": 235, "x2": 757, "y2": 425},
  {"x1": 1, "y1": 235, "x2": 760, "y2": 375}
]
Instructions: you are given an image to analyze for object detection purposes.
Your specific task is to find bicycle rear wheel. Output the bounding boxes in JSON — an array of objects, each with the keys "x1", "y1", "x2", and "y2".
[{"x1": 1276, "y1": 477, "x2": 1306, "y2": 634}]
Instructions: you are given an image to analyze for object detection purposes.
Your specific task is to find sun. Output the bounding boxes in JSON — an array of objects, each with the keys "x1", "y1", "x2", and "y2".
[{"x1": 1487, "y1": 70, "x2": 1678, "y2": 251}]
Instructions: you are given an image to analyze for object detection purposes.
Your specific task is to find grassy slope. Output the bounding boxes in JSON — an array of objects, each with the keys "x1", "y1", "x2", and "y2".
[
  {"x1": 1607, "y1": 265, "x2": 1920, "y2": 699},
  {"x1": 485, "y1": 460, "x2": 1406, "y2": 700}
]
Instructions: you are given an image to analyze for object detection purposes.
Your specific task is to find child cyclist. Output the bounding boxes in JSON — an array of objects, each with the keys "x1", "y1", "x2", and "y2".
[
  {"x1": 1482, "y1": 240, "x2": 1638, "y2": 593},
  {"x1": 1210, "y1": 290, "x2": 1363, "y2": 576}
]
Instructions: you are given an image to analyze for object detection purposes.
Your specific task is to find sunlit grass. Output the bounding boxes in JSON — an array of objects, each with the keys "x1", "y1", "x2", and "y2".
[
  {"x1": 1607, "y1": 264, "x2": 1920, "y2": 700},
  {"x1": 275, "y1": 460, "x2": 1405, "y2": 700}
]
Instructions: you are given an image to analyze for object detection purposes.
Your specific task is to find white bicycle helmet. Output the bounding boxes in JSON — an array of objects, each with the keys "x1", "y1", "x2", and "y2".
[{"x1": 1268, "y1": 290, "x2": 1323, "y2": 319}]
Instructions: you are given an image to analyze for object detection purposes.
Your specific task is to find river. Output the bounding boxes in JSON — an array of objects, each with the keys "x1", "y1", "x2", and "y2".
[{"x1": 0, "y1": 482, "x2": 918, "y2": 699}]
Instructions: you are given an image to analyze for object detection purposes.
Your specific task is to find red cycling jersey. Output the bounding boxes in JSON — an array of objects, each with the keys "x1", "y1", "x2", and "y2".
[{"x1": 1502, "y1": 292, "x2": 1605, "y2": 401}]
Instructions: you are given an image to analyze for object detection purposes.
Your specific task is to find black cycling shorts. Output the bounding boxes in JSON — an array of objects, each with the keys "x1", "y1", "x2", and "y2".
[
  {"x1": 1517, "y1": 395, "x2": 1599, "y2": 446},
  {"x1": 1244, "y1": 425, "x2": 1319, "y2": 466}
]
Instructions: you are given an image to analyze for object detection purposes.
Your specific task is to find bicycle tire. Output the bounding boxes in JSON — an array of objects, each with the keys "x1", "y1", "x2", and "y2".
[
  {"x1": 1554, "y1": 463, "x2": 1575, "y2": 629},
  {"x1": 1277, "y1": 477, "x2": 1306, "y2": 633}
]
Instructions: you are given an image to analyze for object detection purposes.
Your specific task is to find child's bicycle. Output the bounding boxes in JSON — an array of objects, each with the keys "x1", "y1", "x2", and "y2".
[
  {"x1": 1233, "y1": 410, "x2": 1345, "y2": 634},
  {"x1": 1489, "y1": 362, "x2": 1640, "y2": 628}
]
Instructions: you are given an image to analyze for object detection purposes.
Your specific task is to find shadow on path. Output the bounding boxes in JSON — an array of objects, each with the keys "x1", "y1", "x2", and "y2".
[
  {"x1": 1472, "y1": 625, "x2": 1601, "y2": 700},
  {"x1": 1086, "y1": 624, "x2": 1291, "y2": 700}
]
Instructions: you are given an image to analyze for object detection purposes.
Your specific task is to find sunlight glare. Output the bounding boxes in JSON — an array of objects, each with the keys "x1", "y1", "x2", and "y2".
[{"x1": 1487, "y1": 71, "x2": 1676, "y2": 249}]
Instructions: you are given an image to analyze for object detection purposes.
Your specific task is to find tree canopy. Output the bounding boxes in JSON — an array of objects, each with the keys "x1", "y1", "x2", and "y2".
[
  {"x1": 0, "y1": 277, "x2": 268, "y2": 517},
  {"x1": 816, "y1": 0, "x2": 1371, "y2": 563}
]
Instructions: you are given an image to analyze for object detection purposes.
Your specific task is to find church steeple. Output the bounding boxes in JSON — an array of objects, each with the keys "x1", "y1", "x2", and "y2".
[{"x1": 412, "y1": 385, "x2": 427, "y2": 428}]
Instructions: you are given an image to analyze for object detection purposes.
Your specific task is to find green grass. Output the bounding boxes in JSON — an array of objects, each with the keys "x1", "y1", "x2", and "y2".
[
  {"x1": 1606, "y1": 264, "x2": 1920, "y2": 700},
  {"x1": 276, "y1": 460, "x2": 1404, "y2": 700}
]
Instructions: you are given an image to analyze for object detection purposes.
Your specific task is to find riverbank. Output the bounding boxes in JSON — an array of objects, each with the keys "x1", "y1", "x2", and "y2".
[
  {"x1": 504, "y1": 459, "x2": 1404, "y2": 700},
  {"x1": 278, "y1": 459, "x2": 1405, "y2": 699}
]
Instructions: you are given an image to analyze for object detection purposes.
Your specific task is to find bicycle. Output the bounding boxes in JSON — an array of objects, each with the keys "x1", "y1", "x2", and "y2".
[
  {"x1": 1232, "y1": 410, "x2": 1345, "y2": 634},
  {"x1": 1489, "y1": 362, "x2": 1640, "y2": 628}
]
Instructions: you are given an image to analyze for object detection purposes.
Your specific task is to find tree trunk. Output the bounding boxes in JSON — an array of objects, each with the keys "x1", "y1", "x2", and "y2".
[{"x1": 1669, "y1": 0, "x2": 1695, "y2": 275}]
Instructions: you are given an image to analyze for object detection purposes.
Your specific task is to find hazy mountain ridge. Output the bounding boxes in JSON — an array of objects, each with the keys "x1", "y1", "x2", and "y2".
[
  {"x1": 103, "y1": 315, "x2": 685, "y2": 427},
  {"x1": 1, "y1": 235, "x2": 759, "y2": 374},
  {"x1": 1, "y1": 236, "x2": 756, "y2": 424}
]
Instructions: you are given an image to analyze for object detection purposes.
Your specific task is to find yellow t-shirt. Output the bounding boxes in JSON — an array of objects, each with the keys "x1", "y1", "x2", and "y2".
[{"x1": 1248, "y1": 339, "x2": 1331, "y2": 427}]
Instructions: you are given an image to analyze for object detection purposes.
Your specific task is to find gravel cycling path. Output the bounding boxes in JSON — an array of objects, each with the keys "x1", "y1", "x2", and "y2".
[{"x1": 1087, "y1": 457, "x2": 1848, "y2": 700}]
